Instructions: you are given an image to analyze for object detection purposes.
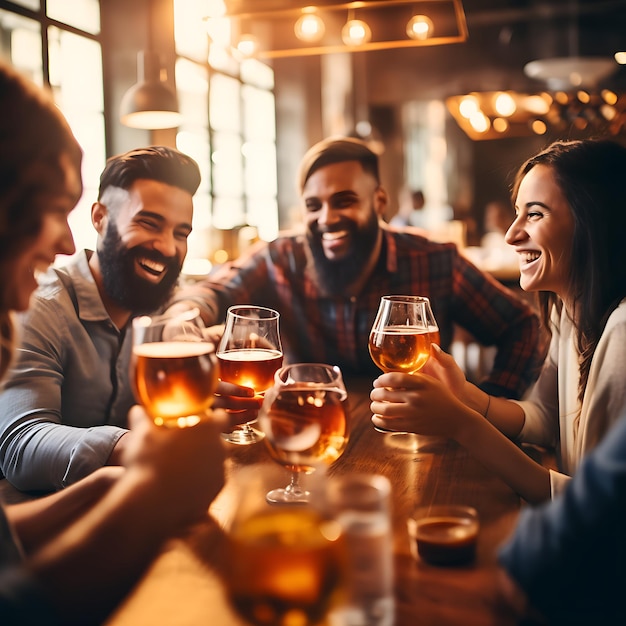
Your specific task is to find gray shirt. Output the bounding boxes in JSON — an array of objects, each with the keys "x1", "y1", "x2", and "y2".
[{"x1": 0, "y1": 251, "x2": 132, "y2": 492}]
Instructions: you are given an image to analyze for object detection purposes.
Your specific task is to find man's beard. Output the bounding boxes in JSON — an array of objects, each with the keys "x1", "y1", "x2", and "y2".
[
  {"x1": 306, "y1": 210, "x2": 380, "y2": 296},
  {"x1": 97, "y1": 221, "x2": 182, "y2": 315}
]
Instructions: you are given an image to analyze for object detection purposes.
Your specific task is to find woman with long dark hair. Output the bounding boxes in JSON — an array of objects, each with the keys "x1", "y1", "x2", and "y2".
[{"x1": 371, "y1": 138, "x2": 626, "y2": 503}]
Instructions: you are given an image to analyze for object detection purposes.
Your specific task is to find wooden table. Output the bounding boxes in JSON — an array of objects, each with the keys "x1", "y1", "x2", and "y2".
[
  {"x1": 104, "y1": 378, "x2": 535, "y2": 626},
  {"x1": 0, "y1": 378, "x2": 540, "y2": 625}
]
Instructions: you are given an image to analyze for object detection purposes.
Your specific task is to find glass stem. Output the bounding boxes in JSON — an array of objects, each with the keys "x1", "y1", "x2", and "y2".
[{"x1": 284, "y1": 471, "x2": 306, "y2": 500}]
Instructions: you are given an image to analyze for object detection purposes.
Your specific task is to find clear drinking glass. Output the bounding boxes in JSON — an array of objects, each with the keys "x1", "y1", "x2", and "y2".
[
  {"x1": 368, "y1": 295, "x2": 440, "y2": 436},
  {"x1": 217, "y1": 305, "x2": 283, "y2": 445},
  {"x1": 258, "y1": 363, "x2": 350, "y2": 504},
  {"x1": 131, "y1": 307, "x2": 219, "y2": 428}
]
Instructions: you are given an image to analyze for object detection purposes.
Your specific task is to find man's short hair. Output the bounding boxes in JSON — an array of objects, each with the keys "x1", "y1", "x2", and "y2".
[
  {"x1": 297, "y1": 137, "x2": 381, "y2": 193},
  {"x1": 98, "y1": 146, "x2": 201, "y2": 199}
]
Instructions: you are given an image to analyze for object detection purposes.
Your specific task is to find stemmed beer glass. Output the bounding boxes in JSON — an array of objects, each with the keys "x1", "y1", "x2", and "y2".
[
  {"x1": 369, "y1": 295, "x2": 440, "y2": 436},
  {"x1": 131, "y1": 307, "x2": 219, "y2": 428},
  {"x1": 217, "y1": 305, "x2": 283, "y2": 445},
  {"x1": 258, "y1": 363, "x2": 350, "y2": 504}
]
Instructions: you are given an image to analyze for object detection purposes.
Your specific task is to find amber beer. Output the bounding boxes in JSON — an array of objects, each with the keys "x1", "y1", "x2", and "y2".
[
  {"x1": 226, "y1": 509, "x2": 345, "y2": 626},
  {"x1": 217, "y1": 348, "x2": 283, "y2": 393},
  {"x1": 133, "y1": 341, "x2": 219, "y2": 427},
  {"x1": 369, "y1": 326, "x2": 441, "y2": 373},
  {"x1": 259, "y1": 386, "x2": 349, "y2": 472}
]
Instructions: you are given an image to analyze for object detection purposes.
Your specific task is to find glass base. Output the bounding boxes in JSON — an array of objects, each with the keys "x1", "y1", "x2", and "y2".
[
  {"x1": 221, "y1": 424, "x2": 265, "y2": 445},
  {"x1": 384, "y1": 432, "x2": 445, "y2": 453},
  {"x1": 266, "y1": 486, "x2": 311, "y2": 504}
]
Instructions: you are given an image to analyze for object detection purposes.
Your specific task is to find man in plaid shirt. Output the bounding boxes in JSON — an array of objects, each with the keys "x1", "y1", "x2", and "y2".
[{"x1": 171, "y1": 137, "x2": 541, "y2": 399}]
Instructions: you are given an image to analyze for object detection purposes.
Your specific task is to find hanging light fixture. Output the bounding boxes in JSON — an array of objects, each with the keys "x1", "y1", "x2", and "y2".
[
  {"x1": 217, "y1": 1, "x2": 467, "y2": 59},
  {"x1": 119, "y1": 51, "x2": 183, "y2": 130}
]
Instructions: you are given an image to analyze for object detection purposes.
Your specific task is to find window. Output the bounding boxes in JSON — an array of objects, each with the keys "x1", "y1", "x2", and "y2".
[
  {"x1": 173, "y1": 0, "x2": 278, "y2": 266},
  {"x1": 0, "y1": 0, "x2": 104, "y2": 254}
]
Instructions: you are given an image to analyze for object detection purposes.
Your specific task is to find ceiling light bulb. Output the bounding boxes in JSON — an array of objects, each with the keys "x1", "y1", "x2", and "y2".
[
  {"x1": 577, "y1": 90, "x2": 590, "y2": 104},
  {"x1": 523, "y1": 94, "x2": 551, "y2": 115},
  {"x1": 406, "y1": 15, "x2": 434, "y2": 41},
  {"x1": 493, "y1": 118, "x2": 509, "y2": 133},
  {"x1": 601, "y1": 104, "x2": 618, "y2": 121},
  {"x1": 341, "y1": 19, "x2": 371, "y2": 46},
  {"x1": 469, "y1": 111, "x2": 490, "y2": 133},
  {"x1": 602, "y1": 89, "x2": 618, "y2": 105},
  {"x1": 459, "y1": 96, "x2": 479, "y2": 118},
  {"x1": 295, "y1": 12, "x2": 325, "y2": 42},
  {"x1": 531, "y1": 119, "x2": 547, "y2": 135},
  {"x1": 494, "y1": 92, "x2": 516, "y2": 117}
]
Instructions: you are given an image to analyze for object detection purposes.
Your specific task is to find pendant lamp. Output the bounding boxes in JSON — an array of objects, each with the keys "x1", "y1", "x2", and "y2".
[{"x1": 119, "y1": 51, "x2": 183, "y2": 129}]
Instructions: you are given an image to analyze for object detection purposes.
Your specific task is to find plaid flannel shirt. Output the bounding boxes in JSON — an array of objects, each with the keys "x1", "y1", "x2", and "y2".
[{"x1": 174, "y1": 225, "x2": 542, "y2": 398}]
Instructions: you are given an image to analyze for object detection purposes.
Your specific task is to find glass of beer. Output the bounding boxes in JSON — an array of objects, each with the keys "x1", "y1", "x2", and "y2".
[
  {"x1": 258, "y1": 363, "x2": 350, "y2": 504},
  {"x1": 368, "y1": 295, "x2": 440, "y2": 436},
  {"x1": 223, "y1": 465, "x2": 346, "y2": 626},
  {"x1": 131, "y1": 307, "x2": 219, "y2": 428},
  {"x1": 217, "y1": 305, "x2": 283, "y2": 445},
  {"x1": 369, "y1": 295, "x2": 440, "y2": 374}
]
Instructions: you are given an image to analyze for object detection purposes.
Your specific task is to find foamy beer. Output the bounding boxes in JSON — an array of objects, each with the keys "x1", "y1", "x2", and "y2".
[{"x1": 132, "y1": 308, "x2": 219, "y2": 428}]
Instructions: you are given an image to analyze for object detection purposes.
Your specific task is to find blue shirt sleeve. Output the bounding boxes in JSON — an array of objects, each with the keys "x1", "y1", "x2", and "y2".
[{"x1": 498, "y1": 414, "x2": 626, "y2": 625}]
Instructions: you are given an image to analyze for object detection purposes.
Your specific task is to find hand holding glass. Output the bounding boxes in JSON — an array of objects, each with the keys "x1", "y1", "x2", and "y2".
[
  {"x1": 259, "y1": 363, "x2": 350, "y2": 504},
  {"x1": 217, "y1": 305, "x2": 283, "y2": 445},
  {"x1": 131, "y1": 308, "x2": 219, "y2": 428}
]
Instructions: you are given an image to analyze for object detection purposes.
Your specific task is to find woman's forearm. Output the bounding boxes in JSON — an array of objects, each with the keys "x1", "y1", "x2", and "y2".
[
  {"x1": 463, "y1": 382, "x2": 526, "y2": 439},
  {"x1": 455, "y1": 407, "x2": 551, "y2": 504},
  {"x1": 25, "y1": 466, "x2": 199, "y2": 626},
  {"x1": 6, "y1": 467, "x2": 123, "y2": 554}
]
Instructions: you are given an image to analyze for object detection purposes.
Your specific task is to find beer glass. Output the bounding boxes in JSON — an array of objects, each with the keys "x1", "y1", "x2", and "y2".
[
  {"x1": 369, "y1": 295, "x2": 440, "y2": 436},
  {"x1": 258, "y1": 363, "x2": 350, "y2": 504},
  {"x1": 131, "y1": 307, "x2": 219, "y2": 428},
  {"x1": 217, "y1": 305, "x2": 283, "y2": 445},
  {"x1": 369, "y1": 295, "x2": 440, "y2": 374},
  {"x1": 223, "y1": 465, "x2": 346, "y2": 626}
]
